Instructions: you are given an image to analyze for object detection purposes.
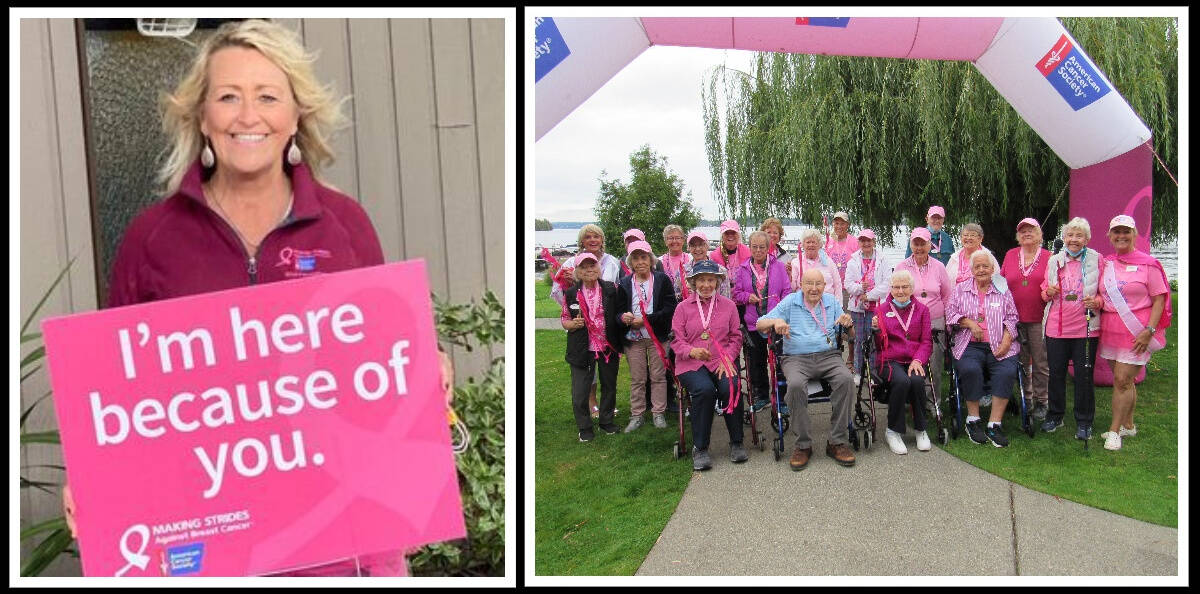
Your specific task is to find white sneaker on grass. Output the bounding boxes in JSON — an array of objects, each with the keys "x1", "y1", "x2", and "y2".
[
  {"x1": 1101, "y1": 431, "x2": 1122, "y2": 450},
  {"x1": 885, "y1": 429, "x2": 908, "y2": 455},
  {"x1": 915, "y1": 430, "x2": 932, "y2": 451},
  {"x1": 1119, "y1": 425, "x2": 1137, "y2": 437}
]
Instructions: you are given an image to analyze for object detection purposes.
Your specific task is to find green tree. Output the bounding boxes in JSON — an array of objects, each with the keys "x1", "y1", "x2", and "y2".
[
  {"x1": 534, "y1": 218, "x2": 553, "y2": 231},
  {"x1": 702, "y1": 17, "x2": 1177, "y2": 254},
  {"x1": 594, "y1": 145, "x2": 702, "y2": 256}
]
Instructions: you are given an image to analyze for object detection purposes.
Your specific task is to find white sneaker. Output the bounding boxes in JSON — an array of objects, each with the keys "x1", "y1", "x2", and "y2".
[
  {"x1": 1102, "y1": 431, "x2": 1122, "y2": 451},
  {"x1": 885, "y1": 429, "x2": 908, "y2": 455},
  {"x1": 1119, "y1": 425, "x2": 1137, "y2": 437},
  {"x1": 915, "y1": 430, "x2": 932, "y2": 451}
]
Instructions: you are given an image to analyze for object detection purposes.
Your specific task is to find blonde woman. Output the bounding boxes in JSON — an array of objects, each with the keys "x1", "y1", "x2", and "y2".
[{"x1": 77, "y1": 20, "x2": 453, "y2": 577}]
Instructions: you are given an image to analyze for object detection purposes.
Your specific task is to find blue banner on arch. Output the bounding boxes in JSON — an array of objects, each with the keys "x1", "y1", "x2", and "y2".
[{"x1": 535, "y1": 17, "x2": 571, "y2": 83}]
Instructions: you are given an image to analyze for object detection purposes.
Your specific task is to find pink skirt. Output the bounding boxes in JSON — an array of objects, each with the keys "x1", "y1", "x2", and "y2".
[{"x1": 1098, "y1": 342, "x2": 1151, "y2": 367}]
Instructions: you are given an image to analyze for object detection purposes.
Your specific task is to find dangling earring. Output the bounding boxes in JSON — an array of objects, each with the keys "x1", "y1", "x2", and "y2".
[
  {"x1": 200, "y1": 136, "x2": 215, "y2": 168},
  {"x1": 287, "y1": 135, "x2": 303, "y2": 166}
]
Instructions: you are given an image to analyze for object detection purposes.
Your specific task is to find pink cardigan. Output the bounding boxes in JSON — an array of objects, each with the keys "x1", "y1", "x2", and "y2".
[{"x1": 671, "y1": 294, "x2": 743, "y2": 376}]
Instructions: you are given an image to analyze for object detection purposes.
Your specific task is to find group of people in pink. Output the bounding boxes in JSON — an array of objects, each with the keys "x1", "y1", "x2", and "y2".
[{"x1": 550, "y1": 207, "x2": 1171, "y2": 471}]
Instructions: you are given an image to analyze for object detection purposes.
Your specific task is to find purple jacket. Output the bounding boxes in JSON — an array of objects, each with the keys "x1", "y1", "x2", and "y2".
[
  {"x1": 672, "y1": 294, "x2": 742, "y2": 376},
  {"x1": 874, "y1": 299, "x2": 933, "y2": 366},
  {"x1": 732, "y1": 257, "x2": 791, "y2": 330},
  {"x1": 107, "y1": 159, "x2": 385, "y2": 308}
]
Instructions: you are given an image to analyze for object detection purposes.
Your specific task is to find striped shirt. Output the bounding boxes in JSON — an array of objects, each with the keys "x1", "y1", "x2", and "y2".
[{"x1": 945, "y1": 279, "x2": 1021, "y2": 361}]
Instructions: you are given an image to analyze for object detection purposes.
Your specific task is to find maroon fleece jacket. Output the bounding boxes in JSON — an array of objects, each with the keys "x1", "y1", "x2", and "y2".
[{"x1": 107, "y1": 160, "x2": 384, "y2": 308}]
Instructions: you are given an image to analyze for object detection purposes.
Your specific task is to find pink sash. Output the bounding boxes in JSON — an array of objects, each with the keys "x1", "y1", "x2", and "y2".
[{"x1": 1102, "y1": 254, "x2": 1170, "y2": 351}]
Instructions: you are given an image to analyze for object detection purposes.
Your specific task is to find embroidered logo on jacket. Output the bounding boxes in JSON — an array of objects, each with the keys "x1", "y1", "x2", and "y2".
[{"x1": 276, "y1": 247, "x2": 332, "y2": 276}]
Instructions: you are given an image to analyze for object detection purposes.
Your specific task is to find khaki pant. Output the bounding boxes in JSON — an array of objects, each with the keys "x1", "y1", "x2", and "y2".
[
  {"x1": 781, "y1": 350, "x2": 855, "y2": 449},
  {"x1": 1017, "y1": 322, "x2": 1050, "y2": 405},
  {"x1": 626, "y1": 338, "x2": 667, "y2": 416}
]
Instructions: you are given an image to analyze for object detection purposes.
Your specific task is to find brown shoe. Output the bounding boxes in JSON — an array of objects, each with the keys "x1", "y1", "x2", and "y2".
[
  {"x1": 826, "y1": 441, "x2": 856, "y2": 467},
  {"x1": 789, "y1": 446, "x2": 812, "y2": 471}
]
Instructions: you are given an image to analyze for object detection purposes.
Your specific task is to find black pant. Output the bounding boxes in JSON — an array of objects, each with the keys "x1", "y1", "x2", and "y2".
[
  {"x1": 678, "y1": 367, "x2": 744, "y2": 451},
  {"x1": 744, "y1": 329, "x2": 769, "y2": 402},
  {"x1": 570, "y1": 355, "x2": 619, "y2": 431},
  {"x1": 884, "y1": 361, "x2": 927, "y2": 433},
  {"x1": 1045, "y1": 336, "x2": 1099, "y2": 425}
]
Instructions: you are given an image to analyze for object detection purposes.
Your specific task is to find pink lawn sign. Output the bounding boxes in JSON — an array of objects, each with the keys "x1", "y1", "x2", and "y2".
[{"x1": 41, "y1": 260, "x2": 466, "y2": 576}]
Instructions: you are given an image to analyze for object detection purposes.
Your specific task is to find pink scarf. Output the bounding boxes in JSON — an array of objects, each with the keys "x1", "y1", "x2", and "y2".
[{"x1": 577, "y1": 284, "x2": 616, "y2": 362}]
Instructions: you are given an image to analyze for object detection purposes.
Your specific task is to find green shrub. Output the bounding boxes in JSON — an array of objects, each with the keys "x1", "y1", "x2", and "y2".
[{"x1": 414, "y1": 290, "x2": 506, "y2": 576}]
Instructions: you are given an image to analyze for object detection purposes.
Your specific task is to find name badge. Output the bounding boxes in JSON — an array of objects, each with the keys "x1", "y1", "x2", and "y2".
[
  {"x1": 1126, "y1": 265, "x2": 1138, "y2": 272},
  {"x1": 886, "y1": 311, "x2": 897, "y2": 318}
]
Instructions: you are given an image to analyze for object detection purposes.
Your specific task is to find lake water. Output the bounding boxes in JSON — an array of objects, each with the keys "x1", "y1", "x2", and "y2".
[{"x1": 536, "y1": 225, "x2": 1178, "y2": 281}]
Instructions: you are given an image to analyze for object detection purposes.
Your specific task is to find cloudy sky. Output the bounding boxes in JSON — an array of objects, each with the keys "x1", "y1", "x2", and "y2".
[{"x1": 534, "y1": 45, "x2": 756, "y2": 222}]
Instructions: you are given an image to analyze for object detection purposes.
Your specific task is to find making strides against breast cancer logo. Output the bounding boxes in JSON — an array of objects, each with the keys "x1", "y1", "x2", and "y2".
[{"x1": 276, "y1": 246, "x2": 333, "y2": 278}]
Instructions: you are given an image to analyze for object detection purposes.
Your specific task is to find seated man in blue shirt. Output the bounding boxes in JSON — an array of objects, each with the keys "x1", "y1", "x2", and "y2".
[{"x1": 756, "y1": 268, "x2": 856, "y2": 471}]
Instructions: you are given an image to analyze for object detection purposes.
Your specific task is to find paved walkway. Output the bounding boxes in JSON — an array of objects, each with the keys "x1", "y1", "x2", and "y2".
[{"x1": 636, "y1": 400, "x2": 1178, "y2": 576}]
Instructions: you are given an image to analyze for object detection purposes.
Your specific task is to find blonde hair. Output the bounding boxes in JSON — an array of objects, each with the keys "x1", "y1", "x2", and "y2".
[
  {"x1": 577, "y1": 224, "x2": 605, "y2": 250},
  {"x1": 1062, "y1": 217, "x2": 1092, "y2": 241},
  {"x1": 759, "y1": 217, "x2": 785, "y2": 237},
  {"x1": 157, "y1": 19, "x2": 350, "y2": 195}
]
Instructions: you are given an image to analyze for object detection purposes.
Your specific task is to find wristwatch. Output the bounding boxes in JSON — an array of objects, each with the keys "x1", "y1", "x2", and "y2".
[{"x1": 1146, "y1": 326, "x2": 1157, "y2": 335}]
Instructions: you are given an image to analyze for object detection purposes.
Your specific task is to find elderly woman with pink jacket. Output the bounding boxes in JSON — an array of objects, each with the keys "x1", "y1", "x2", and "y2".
[{"x1": 673, "y1": 260, "x2": 746, "y2": 471}]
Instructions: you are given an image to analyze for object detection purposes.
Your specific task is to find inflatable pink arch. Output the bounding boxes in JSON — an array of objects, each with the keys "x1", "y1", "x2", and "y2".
[{"x1": 535, "y1": 16, "x2": 1158, "y2": 385}]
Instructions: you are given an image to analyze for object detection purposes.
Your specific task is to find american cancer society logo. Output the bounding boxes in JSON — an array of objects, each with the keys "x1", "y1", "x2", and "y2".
[
  {"x1": 165, "y1": 542, "x2": 206, "y2": 576},
  {"x1": 1035, "y1": 34, "x2": 1111, "y2": 111}
]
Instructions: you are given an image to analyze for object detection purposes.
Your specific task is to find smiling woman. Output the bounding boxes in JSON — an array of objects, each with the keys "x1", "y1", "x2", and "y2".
[{"x1": 63, "y1": 19, "x2": 455, "y2": 578}]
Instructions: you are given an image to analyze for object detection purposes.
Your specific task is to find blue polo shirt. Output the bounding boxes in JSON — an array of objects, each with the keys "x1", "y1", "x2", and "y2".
[{"x1": 761, "y1": 292, "x2": 845, "y2": 355}]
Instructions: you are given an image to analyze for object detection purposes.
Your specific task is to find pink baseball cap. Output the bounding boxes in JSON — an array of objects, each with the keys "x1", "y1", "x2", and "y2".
[
  {"x1": 719, "y1": 219, "x2": 740, "y2": 237},
  {"x1": 927, "y1": 206, "x2": 946, "y2": 218},
  {"x1": 686, "y1": 231, "x2": 709, "y2": 246},
  {"x1": 1108, "y1": 214, "x2": 1137, "y2": 231},
  {"x1": 622, "y1": 228, "x2": 645, "y2": 242},
  {"x1": 1016, "y1": 217, "x2": 1040, "y2": 231},
  {"x1": 857, "y1": 228, "x2": 877, "y2": 241},
  {"x1": 910, "y1": 227, "x2": 932, "y2": 242},
  {"x1": 574, "y1": 252, "x2": 598, "y2": 266},
  {"x1": 626, "y1": 240, "x2": 653, "y2": 256}
]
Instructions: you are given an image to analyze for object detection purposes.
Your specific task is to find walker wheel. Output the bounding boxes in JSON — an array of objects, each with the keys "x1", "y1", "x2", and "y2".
[
  {"x1": 757, "y1": 432, "x2": 765, "y2": 451},
  {"x1": 862, "y1": 430, "x2": 872, "y2": 451},
  {"x1": 673, "y1": 443, "x2": 681, "y2": 460},
  {"x1": 939, "y1": 427, "x2": 951, "y2": 445},
  {"x1": 773, "y1": 445, "x2": 781, "y2": 462}
]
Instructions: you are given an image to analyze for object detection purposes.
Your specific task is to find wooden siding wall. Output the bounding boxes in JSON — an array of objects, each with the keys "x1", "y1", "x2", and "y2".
[{"x1": 18, "y1": 17, "x2": 505, "y2": 576}]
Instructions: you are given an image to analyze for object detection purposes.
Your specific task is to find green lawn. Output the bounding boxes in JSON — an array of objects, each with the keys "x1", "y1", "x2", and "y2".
[
  {"x1": 534, "y1": 294, "x2": 1178, "y2": 575},
  {"x1": 533, "y1": 330, "x2": 691, "y2": 576},
  {"x1": 534, "y1": 278, "x2": 562, "y2": 319}
]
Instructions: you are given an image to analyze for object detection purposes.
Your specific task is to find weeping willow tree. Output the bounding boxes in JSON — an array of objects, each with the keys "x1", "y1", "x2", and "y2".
[{"x1": 702, "y1": 17, "x2": 1178, "y2": 253}]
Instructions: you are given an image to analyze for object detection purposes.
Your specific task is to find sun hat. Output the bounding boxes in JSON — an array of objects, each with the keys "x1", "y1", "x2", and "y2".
[
  {"x1": 1108, "y1": 214, "x2": 1137, "y2": 231},
  {"x1": 910, "y1": 227, "x2": 932, "y2": 242},
  {"x1": 1016, "y1": 217, "x2": 1040, "y2": 231},
  {"x1": 857, "y1": 228, "x2": 877, "y2": 241},
  {"x1": 622, "y1": 228, "x2": 645, "y2": 242},
  {"x1": 719, "y1": 219, "x2": 740, "y2": 236},
  {"x1": 686, "y1": 231, "x2": 709, "y2": 246},
  {"x1": 832, "y1": 211, "x2": 850, "y2": 222},
  {"x1": 686, "y1": 259, "x2": 724, "y2": 279},
  {"x1": 927, "y1": 206, "x2": 946, "y2": 218}
]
